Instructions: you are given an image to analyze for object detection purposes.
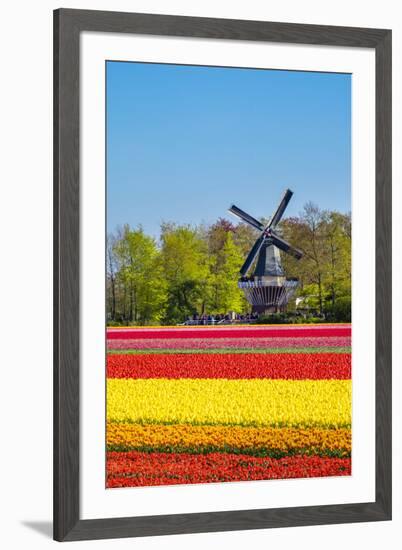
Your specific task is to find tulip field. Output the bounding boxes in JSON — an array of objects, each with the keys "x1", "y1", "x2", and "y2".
[{"x1": 106, "y1": 324, "x2": 352, "y2": 488}]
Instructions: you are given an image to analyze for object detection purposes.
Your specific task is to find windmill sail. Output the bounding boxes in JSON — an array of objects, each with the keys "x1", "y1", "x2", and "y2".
[
  {"x1": 270, "y1": 232, "x2": 303, "y2": 260},
  {"x1": 228, "y1": 205, "x2": 264, "y2": 231},
  {"x1": 268, "y1": 189, "x2": 293, "y2": 229},
  {"x1": 240, "y1": 234, "x2": 266, "y2": 277}
]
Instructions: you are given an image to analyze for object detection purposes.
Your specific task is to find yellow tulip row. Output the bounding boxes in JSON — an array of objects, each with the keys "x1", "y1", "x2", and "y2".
[{"x1": 107, "y1": 378, "x2": 351, "y2": 428}]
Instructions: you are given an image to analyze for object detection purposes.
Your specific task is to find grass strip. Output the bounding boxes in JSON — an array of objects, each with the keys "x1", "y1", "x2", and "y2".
[
  {"x1": 107, "y1": 418, "x2": 352, "y2": 430},
  {"x1": 106, "y1": 444, "x2": 351, "y2": 458},
  {"x1": 107, "y1": 346, "x2": 351, "y2": 355}
]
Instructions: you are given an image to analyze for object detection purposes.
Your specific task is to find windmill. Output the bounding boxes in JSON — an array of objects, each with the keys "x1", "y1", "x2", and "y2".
[{"x1": 228, "y1": 189, "x2": 303, "y2": 313}]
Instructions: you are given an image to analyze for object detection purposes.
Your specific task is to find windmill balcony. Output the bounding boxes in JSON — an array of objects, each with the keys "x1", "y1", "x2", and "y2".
[{"x1": 238, "y1": 276, "x2": 299, "y2": 313}]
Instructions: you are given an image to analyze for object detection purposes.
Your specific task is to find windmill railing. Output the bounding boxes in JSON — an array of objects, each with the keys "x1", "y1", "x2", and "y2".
[
  {"x1": 238, "y1": 278, "x2": 299, "y2": 308},
  {"x1": 238, "y1": 278, "x2": 299, "y2": 289}
]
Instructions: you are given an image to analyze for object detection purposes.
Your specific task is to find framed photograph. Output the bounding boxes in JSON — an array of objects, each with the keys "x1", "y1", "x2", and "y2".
[{"x1": 54, "y1": 8, "x2": 392, "y2": 542}]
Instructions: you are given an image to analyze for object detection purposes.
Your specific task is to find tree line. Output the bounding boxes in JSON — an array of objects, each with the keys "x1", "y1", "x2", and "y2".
[{"x1": 107, "y1": 202, "x2": 351, "y2": 325}]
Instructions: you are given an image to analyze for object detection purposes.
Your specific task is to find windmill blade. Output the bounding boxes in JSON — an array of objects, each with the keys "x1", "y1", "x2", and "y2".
[
  {"x1": 228, "y1": 205, "x2": 264, "y2": 231},
  {"x1": 270, "y1": 232, "x2": 303, "y2": 260},
  {"x1": 240, "y1": 234, "x2": 266, "y2": 276},
  {"x1": 268, "y1": 189, "x2": 293, "y2": 229}
]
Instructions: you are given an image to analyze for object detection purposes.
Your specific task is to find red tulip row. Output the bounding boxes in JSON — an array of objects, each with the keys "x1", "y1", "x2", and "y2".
[
  {"x1": 106, "y1": 451, "x2": 351, "y2": 487},
  {"x1": 107, "y1": 352, "x2": 351, "y2": 380}
]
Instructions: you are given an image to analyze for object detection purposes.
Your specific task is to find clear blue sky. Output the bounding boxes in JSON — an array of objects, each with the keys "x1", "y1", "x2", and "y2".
[{"x1": 106, "y1": 61, "x2": 351, "y2": 238}]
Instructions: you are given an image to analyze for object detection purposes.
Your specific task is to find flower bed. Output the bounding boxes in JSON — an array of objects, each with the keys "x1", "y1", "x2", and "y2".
[
  {"x1": 107, "y1": 352, "x2": 351, "y2": 379},
  {"x1": 106, "y1": 324, "x2": 352, "y2": 488},
  {"x1": 107, "y1": 451, "x2": 351, "y2": 487},
  {"x1": 107, "y1": 335, "x2": 351, "y2": 350},
  {"x1": 107, "y1": 325, "x2": 351, "y2": 340}
]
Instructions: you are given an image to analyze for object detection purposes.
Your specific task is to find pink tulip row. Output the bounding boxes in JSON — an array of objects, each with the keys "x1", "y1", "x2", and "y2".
[{"x1": 107, "y1": 336, "x2": 351, "y2": 350}]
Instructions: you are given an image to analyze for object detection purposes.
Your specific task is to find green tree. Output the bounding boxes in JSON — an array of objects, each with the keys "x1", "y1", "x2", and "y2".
[
  {"x1": 321, "y1": 211, "x2": 351, "y2": 308},
  {"x1": 160, "y1": 223, "x2": 210, "y2": 324},
  {"x1": 233, "y1": 222, "x2": 259, "y2": 257},
  {"x1": 106, "y1": 233, "x2": 118, "y2": 321},
  {"x1": 113, "y1": 225, "x2": 166, "y2": 324},
  {"x1": 207, "y1": 231, "x2": 245, "y2": 313},
  {"x1": 281, "y1": 203, "x2": 327, "y2": 313},
  {"x1": 281, "y1": 205, "x2": 351, "y2": 318}
]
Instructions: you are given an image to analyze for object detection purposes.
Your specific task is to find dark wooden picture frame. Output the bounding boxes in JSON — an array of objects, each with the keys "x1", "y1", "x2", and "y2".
[{"x1": 54, "y1": 8, "x2": 392, "y2": 542}]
